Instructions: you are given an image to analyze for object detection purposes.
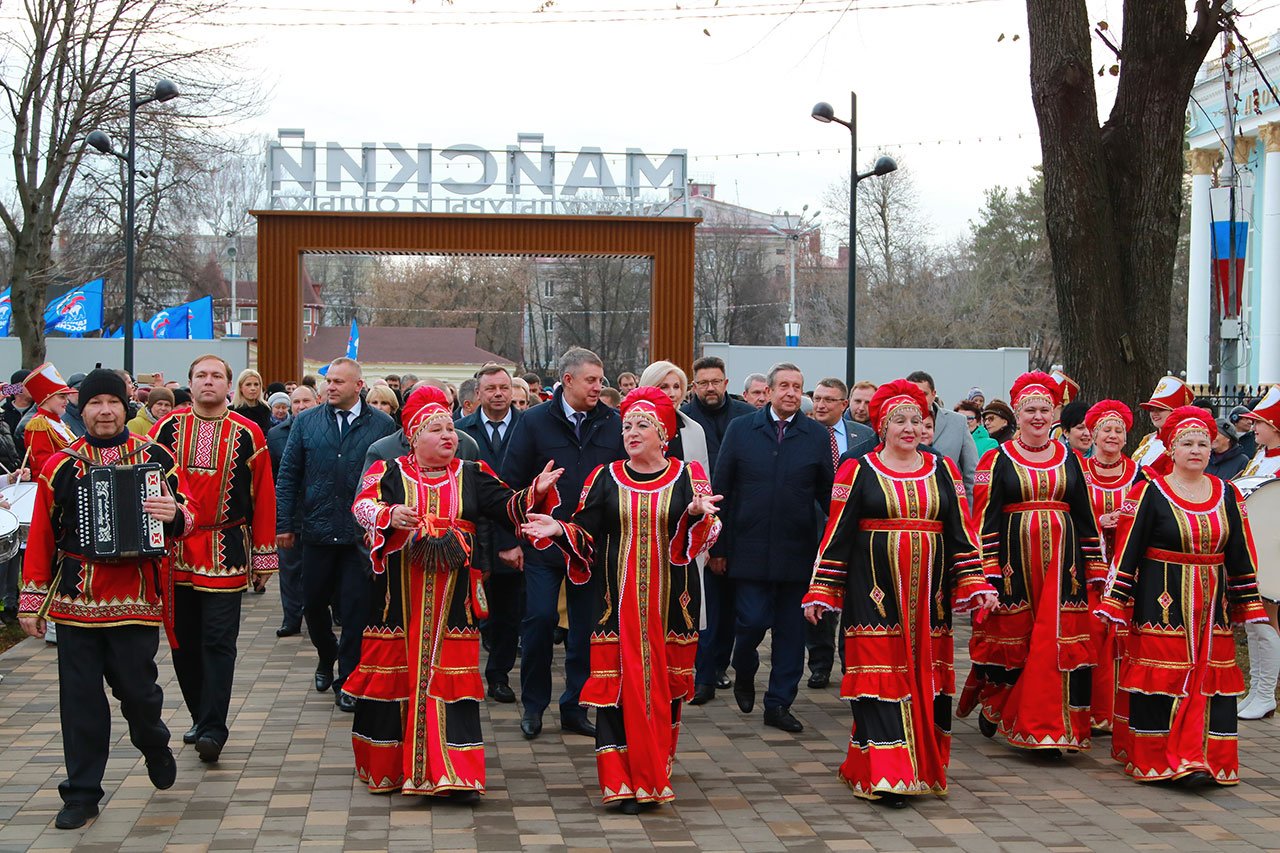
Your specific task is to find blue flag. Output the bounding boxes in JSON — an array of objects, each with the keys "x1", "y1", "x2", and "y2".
[
  {"x1": 319, "y1": 318, "x2": 360, "y2": 376},
  {"x1": 0, "y1": 288, "x2": 10, "y2": 336},
  {"x1": 108, "y1": 321, "x2": 148, "y2": 339},
  {"x1": 346, "y1": 317, "x2": 360, "y2": 359},
  {"x1": 44, "y1": 278, "x2": 104, "y2": 335},
  {"x1": 145, "y1": 296, "x2": 214, "y2": 340}
]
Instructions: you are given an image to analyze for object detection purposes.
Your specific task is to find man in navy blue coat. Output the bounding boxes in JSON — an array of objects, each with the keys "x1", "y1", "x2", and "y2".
[
  {"x1": 454, "y1": 364, "x2": 523, "y2": 704},
  {"x1": 500, "y1": 347, "x2": 625, "y2": 739},
  {"x1": 712, "y1": 363, "x2": 834, "y2": 733},
  {"x1": 680, "y1": 355, "x2": 756, "y2": 705}
]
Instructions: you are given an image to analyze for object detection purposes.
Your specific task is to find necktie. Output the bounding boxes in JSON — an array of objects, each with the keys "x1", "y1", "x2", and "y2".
[
  {"x1": 572, "y1": 411, "x2": 586, "y2": 441},
  {"x1": 775, "y1": 418, "x2": 786, "y2": 444},
  {"x1": 488, "y1": 420, "x2": 504, "y2": 449},
  {"x1": 828, "y1": 425, "x2": 840, "y2": 467},
  {"x1": 337, "y1": 409, "x2": 350, "y2": 438}
]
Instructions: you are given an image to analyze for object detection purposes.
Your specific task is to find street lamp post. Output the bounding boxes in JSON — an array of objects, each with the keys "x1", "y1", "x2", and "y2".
[
  {"x1": 86, "y1": 71, "x2": 179, "y2": 373},
  {"x1": 812, "y1": 92, "x2": 897, "y2": 388}
]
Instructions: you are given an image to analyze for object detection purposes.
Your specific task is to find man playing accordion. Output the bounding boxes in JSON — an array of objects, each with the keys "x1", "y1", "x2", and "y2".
[{"x1": 17, "y1": 369, "x2": 194, "y2": 830}]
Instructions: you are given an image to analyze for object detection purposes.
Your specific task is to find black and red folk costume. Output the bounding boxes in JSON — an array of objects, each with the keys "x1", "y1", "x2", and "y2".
[
  {"x1": 1096, "y1": 407, "x2": 1267, "y2": 784},
  {"x1": 151, "y1": 410, "x2": 278, "y2": 592},
  {"x1": 542, "y1": 388, "x2": 720, "y2": 807},
  {"x1": 150, "y1": 407, "x2": 277, "y2": 756},
  {"x1": 18, "y1": 411, "x2": 194, "y2": 817},
  {"x1": 1080, "y1": 401, "x2": 1141, "y2": 734},
  {"x1": 347, "y1": 392, "x2": 551, "y2": 798},
  {"x1": 958, "y1": 372, "x2": 1106, "y2": 753},
  {"x1": 802, "y1": 380, "x2": 993, "y2": 801}
]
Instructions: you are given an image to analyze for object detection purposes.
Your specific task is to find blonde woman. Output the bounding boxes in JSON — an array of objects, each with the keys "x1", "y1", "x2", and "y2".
[
  {"x1": 638, "y1": 361, "x2": 709, "y2": 470},
  {"x1": 365, "y1": 386, "x2": 400, "y2": 424},
  {"x1": 231, "y1": 369, "x2": 273, "y2": 436}
]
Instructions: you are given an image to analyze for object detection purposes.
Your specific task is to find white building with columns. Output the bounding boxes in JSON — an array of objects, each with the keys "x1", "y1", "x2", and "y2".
[{"x1": 1186, "y1": 32, "x2": 1280, "y2": 386}]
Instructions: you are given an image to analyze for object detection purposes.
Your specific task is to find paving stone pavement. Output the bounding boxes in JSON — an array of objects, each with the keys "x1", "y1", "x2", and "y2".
[{"x1": 1, "y1": 588, "x2": 1279, "y2": 852}]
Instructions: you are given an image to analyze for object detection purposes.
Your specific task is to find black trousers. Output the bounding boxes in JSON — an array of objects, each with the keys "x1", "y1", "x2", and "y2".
[
  {"x1": 57, "y1": 624, "x2": 169, "y2": 807},
  {"x1": 277, "y1": 542, "x2": 305, "y2": 627},
  {"x1": 300, "y1": 541, "x2": 370, "y2": 690},
  {"x1": 171, "y1": 586, "x2": 242, "y2": 746},
  {"x1": 483, "y1": 571, "x2": 524, "y2": 688},
  {"x1": 804, "y1": 609, "x2": 845, "y2": 678}
]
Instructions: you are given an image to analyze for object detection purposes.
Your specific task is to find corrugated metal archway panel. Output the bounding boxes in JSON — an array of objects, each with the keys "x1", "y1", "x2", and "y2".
[{"x1": 252, "y1": 211, "x2": 697, "y2": 384}]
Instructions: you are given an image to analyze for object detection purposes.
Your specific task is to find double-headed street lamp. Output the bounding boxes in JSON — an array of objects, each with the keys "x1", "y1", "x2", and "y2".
[
  {"x1": 86, "y1": 71, "x2": 179, "y2": 374},
  {"x1": 812, "y1": 93, "x2": 897, "y2": 388}
]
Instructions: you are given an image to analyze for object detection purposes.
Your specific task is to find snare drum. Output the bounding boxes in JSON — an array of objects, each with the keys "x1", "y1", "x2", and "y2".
[
  {"x1": 0, "y1": 508, "x2": 19, "y2": 562},
  {"x1": 0, "y1": 481, "x2": 37, "y2": 546},
  {"x1": 1243, "y1": 477, "x2": 1280, "y2": 601}
]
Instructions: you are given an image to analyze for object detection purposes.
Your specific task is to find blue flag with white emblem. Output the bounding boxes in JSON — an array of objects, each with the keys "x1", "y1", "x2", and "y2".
[{"x1": 43, "y1": 278, "x2": 104, "y2": 334}]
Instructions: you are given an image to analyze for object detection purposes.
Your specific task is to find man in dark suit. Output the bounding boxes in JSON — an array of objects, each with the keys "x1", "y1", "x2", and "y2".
[
  {"x1": 681, "y1": 355, "x2": 756, "y2": 705},
  {"x1": 804, "y1": 378, "x2": 876, "y2": 689},
  {"x1": 267, "y1": 384, "x2": 319, "y2": 638},
  {"x1": 454, "y1": 364, "x2": 522, "y2": 703},
  {"x1": 712, "y1": 362, "x2": 834, "y2": 733},
  {"x1": 500, "y1": 347, "x2": 625, "y2": 740}
]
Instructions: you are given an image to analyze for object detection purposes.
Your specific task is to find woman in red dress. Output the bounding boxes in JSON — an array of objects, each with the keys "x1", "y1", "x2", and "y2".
[
  {"x1": 802, "y1": 380, "x2": 996, "y2": 808},
  {"x1": 958, "y1": 372, "x2": 1106, "y2": 755},
  {"x1": 1080, "y1": 401, "x2": 1140, "y2": 738},
  {"x1": 523, "y1": 388, "x2": 721, "y2": 815},
  {"x1": 1096, "y1": 406, "x2": 1267, "y2": 785}
]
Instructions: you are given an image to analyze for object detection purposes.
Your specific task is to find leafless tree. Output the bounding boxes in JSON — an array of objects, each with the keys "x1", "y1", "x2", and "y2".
[{"x1": 0, "y1": 0, "x2": 254, "y2": 363}]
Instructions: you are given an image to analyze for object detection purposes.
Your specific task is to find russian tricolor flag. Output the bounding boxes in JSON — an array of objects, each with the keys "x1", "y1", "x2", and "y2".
[{"x1": 1210, "y1": 187, "x2": 1251, "y2": 318}]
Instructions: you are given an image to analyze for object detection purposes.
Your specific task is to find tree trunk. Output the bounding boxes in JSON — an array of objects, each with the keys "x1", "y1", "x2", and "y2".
[{"x1": 1025, "y1": 0, "x2": 1224, "y2": 411}]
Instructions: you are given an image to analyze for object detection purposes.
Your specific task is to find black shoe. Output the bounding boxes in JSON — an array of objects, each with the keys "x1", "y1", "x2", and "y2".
[
  {"x1": 182, "y1": 725, "x2": 199, "y2": 745},
  {"x1": 734, "y1": 680, "x2": 755, "y2": 714},
  {"x1": 877, "y1": 792, "x2": 909, "y2": 809},
  {"x1": 1181, "y1": 770, "x2": 1215, "y2": 787},
  {"x1": 553, "y1": 626, "x2": 568, "y2": 646},
  {"x1": 145, "y1": 748, "x2": 177, "y2": 790},
  {"x1": 689, "y1": 684, "x2": 715, "y2": 706},
  {"x1": 978, "y1": 715, "x2": 997, "y2": 739},
  {"x1": 763, "y1": 707, "x2": 804, "y2": 733},
  {"x1": 336, "y1": 692, "x2": 357, "y2": 712},
  {"x1": 54, "y1": 802, "x2": 99, "y2": 830},
  {"x1": 195, "y1": 736, "x2": 222, "y2": 764},
  {"x1": 520, "y1": 711, "x2": 543, "y2": 740},
  {"x1": 807, "y1": 672, "x2": 830, "y2": 689},
  {"x1": 487, "y1": 683, "x2": 516, "y2": 703},
  {"x1": 449, "y1": 789, "x2": 481, "y2": 804},
  {"x1": 276, "y1": 623, "x2": 301, "y2": 638},
  {"x1": 560, "y1": 712, "x2": 596, "y2": 738},
  {"x1": 315, "y1": 665, "x2": 335, "y2": 693},
  {"x1": 715, "y1": 670, "x2": 732, "y2": 690},
  {"x1": 616, "y1": 798, "x2": 641, "y2": 815}
]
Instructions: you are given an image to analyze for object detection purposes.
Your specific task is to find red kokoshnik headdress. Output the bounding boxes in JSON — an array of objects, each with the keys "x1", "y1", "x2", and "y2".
[
  {"x1": 1009, "y1": 371, "x2": 1062, "y2": 411},
  {"x1": 1158, "y1": 405, "x2": 1217, "y2": 450},
  {"x1": 1084, "y1": 399, "x2": 1133, "y2": 434},
  {"x1": 868, "y1": 379, "x2": 928, "y2": 435},
  {"x1": 620, "y1": 386, "x2": 677, "y2": 446},
  {"x1": 403, "y1": 386, "x2": 453, "y2": 440}
]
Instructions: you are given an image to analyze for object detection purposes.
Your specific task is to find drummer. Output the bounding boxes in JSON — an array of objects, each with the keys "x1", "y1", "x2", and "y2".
[
  {"x1": 1234, "y1": 385, "x2": 1280, "y2": 720},
  {"x1": 0, "y1": 451, "x2": 32, "y2": 628}
]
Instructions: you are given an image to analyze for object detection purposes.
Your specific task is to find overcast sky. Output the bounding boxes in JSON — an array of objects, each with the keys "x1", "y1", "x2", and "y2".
[{"x1": 33, "y1": 1, "x2": 1280, "y2": 244}]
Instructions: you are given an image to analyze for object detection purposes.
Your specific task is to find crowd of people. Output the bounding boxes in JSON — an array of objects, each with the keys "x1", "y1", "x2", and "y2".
[{"x1": 0, "y1": 351, "x2": 1273, "y2": 828}]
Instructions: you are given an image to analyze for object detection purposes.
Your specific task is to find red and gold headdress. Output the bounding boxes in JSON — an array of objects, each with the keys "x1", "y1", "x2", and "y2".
[
  {"x1": 1158, "y1": 405, "x2": 1216, "y2": 450},
  {"x1": 868, "y1": 379, "x2": 927, "y2": 435},
  {"x1": 1139, "y1": 375, "x2": 1195, "y2": 412},
  {"x1": 1050, "y1": 369, "x2": 1081, "y2": 405},
  {"x1": 1009, "y1": 371, "x2": 1061, "y2": 411},
  {"x1": 621, "y1": 386, "x2": 677, "y2": 446},
  {"x1": 23, "y1": 362, "x2": 70, "y2": 407},
  {"x1": 1084, "y1": 399, "x2": 1133, "y2": 434},
  {"x1": 403, "y1": 386, "x2": 453, "y2": 440}
]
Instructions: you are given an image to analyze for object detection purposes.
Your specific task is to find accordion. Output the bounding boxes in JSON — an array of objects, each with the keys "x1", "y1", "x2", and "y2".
[{"x1": 76, "y1": 462, "x2": 167, "y2": 560}]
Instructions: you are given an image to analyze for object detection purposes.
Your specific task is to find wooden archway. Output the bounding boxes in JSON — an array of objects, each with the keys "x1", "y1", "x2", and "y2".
[{"x1": 251, "y1": 211, "x2": 698, "y2": 384}]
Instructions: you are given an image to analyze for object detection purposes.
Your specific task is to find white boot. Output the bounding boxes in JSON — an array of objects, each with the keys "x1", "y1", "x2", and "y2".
[{"x1": 1240, "y1": 622, "x2": 1280, "y2": 720}]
